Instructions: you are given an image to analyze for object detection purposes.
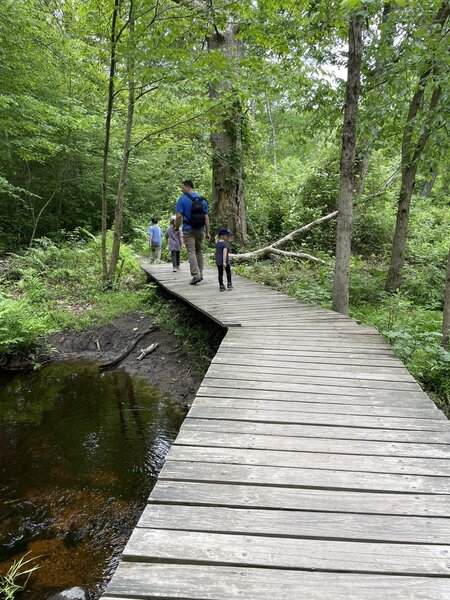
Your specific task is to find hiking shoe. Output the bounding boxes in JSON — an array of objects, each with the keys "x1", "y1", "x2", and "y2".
[
  {"x1": 190, "y1": 276, "x2": 202, "y2": 285},
  {"x1": 227, "y1": 283, "x2": 233, "y2": 290},
  {"x1": 219, "y1": 285, "x2": 226, "y2": 292}
]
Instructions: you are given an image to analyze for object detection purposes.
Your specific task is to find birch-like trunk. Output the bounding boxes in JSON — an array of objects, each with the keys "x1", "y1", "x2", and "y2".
[{"x1": 331, "y1": 14, "x2": 363, "y2": 315}]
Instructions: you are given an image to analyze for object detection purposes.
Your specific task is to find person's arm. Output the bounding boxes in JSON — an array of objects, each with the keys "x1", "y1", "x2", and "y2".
[
  {"x1": 147, "y1": 228, "x2": 153, "y2": 244},
  {"x1": 222, "y1": 244, "x2": 228, "y2": 265},
  {"x1": 175, "y1": 212, "x2": 182, "y2": 230},
  {"x1": 205, "y1": 214, "x2": 211, "y2": 240}
]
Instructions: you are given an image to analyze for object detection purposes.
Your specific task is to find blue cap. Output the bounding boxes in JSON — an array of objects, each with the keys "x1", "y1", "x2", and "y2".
[{"x1": 218, "y1": 227, "x2": 234, "y2": 236}]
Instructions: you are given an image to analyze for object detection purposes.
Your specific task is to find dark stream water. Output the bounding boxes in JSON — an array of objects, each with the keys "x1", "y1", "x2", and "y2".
[{"x1": 0, "y1": 362, "x2": 186, "y2": 599}]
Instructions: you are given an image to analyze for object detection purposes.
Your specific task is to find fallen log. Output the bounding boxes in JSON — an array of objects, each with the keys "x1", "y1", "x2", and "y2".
[
  {"x1": 230, "y1": 211, "x2": 337, "y2": 264},
  {"x1": 100, "y1": 326, "x2": 157, "y2": 370}
]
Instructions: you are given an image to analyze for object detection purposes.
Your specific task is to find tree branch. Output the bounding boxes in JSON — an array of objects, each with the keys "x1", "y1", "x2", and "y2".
[{"x1": 230, "y1": 211, "x2": 338, "y2": 263}]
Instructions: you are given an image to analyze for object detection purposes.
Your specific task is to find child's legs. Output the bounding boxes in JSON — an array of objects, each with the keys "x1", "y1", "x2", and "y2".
[
  {"x1": 171, "y1": 250, "x2": 177, "y2": 268},
  {"x1": 154, "y1": 246, "x2": 162, "y2": 262},
  {"x1": 150, "y1": 244, "x2": 156, "y2": 262},
  {"x1": 225, "y1": 264, "x2": 232, "y2": 285},
  {"x1": 175, "y1": 250, "x2": 181, "y2": 267},
  {"x1": 217, "y1": 265, "x2": 224, "y2": 287}
]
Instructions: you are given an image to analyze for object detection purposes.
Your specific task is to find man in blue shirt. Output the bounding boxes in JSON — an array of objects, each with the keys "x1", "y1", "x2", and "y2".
[{"x1": 175, "y1": 179, "x2": 210, "y2": 285}]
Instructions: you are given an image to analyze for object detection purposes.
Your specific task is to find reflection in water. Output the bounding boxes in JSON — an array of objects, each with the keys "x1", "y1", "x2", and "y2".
[{"x1": 0, "y1": 363, "x2": 186, "y2": 598}]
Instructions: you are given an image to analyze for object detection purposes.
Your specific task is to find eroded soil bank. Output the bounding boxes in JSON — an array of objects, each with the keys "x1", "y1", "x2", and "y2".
[{"x1": 46, "y1": 311, "x2": 206, "y2": 408}]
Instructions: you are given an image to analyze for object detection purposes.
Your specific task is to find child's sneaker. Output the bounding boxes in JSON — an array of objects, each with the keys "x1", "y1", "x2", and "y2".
[
  {"x1": 219, "y1": 285, "x2": 226, "y2": 292},
  {"x1": 227, "y1": 283, "x2": 233, "y2": 291}
]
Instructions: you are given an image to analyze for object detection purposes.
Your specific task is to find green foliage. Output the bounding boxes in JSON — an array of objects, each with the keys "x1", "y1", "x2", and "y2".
[
  {"x1": 145, "y1": 285, "x2": 224, "y2": 373},
  {"x1": 0, "y1": 552, "x2": 40, "y2": 599},
  {"x1": 0, "y1": 234, "x2": 147, "y2": 358}
]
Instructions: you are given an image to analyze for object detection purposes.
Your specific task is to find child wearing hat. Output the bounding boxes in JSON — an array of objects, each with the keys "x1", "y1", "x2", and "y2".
[
  {"x1": 165, "y1": 215, "x2": 183, "y2": 272},
  {"x1": 215, "y1": 227, "x2": 233, "y2": 291}
]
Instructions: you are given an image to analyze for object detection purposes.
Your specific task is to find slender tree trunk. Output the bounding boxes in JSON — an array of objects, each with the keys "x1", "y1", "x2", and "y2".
[
  {"x1": 331, "y1": 14, "x2": 363, "y2": 315},
  {"x1": 208, "y1": 26, "x2": 248, "y2": 247},
  {"x1": 421, "y1": 167, "x2": 438, "y2": 197},
  {"x1": 108, "y1": 24, "x2": 135, "y2": 281},
  {"x1": 443, "y1": 249, "x2": 450, "y2": 349},
  {"x1": 265, "y1": 95, "x2": 278, "y2": 179},
  {"x1": 386, "y1": 1, "x2": 449, "y2": 291},
  {"x1": 102, "y1": 0, "x2": 120, "y2": 281},
  {"x1": 386, "y1": 79, "x2": 443, "y2": 291},
  {"x1": 354, "y1": 153, "x2": 370, "y2": 197}
]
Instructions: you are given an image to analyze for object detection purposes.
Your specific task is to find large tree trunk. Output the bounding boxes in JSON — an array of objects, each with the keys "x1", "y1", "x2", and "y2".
[
  {"x1": 208, "y1": 26, "x2": 248, "y2": 247},
  {"x1": 102, "y1": 0, "x2": 120, "y2": 281},
  {"x1": 443, "y1": 249, "x2": 450, "y2": 349},
  {"x1": 331, "y1": 14, "x2": 363, "y2": 316}
]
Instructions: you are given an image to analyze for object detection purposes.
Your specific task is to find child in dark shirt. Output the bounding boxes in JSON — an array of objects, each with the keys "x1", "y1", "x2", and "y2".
[{"x1": 215, "y1": 227, "x2": 233, "y2": 291}]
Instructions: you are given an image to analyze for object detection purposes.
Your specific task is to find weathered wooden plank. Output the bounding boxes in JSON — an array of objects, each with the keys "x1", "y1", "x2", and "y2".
[
  {"x1": 197, "y1": 386, "x2": 435, "y2": 408},
  {"x1": 151, "y1": 480, "x2": 450, "y2": 517},
  {"x1": 193, "y1": 396, "x2": 442, "y2": 419},
  {"x1": 207, "y1": 364, "x2": 416, "y2": 384},
  {"x1": 168, "y1": 444, "x2": 450, "y2": 476},
  {"x1": 221, "y1": 341, "x2": 397, "y2": 355},
  {"x1": 218, "y1": 346, "x2": 402, "y2": 364},
  {"x1": 104, "y1": 563, "x2": 450, "y2": 600},
  {"x1": 176, "y1": 428, "x2": 450, "y2": 458},
  {"x1": 123, "y1": 528, "x2": 450, "y2": 575},
  {"x1": 212, "y1": 354, "x2": 408, "y2": 373},
  {"x1": 160, "y1": 459, "x2": 450, "y2": 494},
  {"x1": 202, "y1": 377, "x2": 428, "y2": 399},
  {"x1": 138, "y1": 504, "x2": 450, "y2": 545},
  {"x1": 183, "y1": 418, "x2": 450, "y2": 444},
  {"x1": 187, "y1": 406, "x2": 450, "y2": 431},
  {"x1": 204, "y1": 372, "x2": 421, "y2": 392}
]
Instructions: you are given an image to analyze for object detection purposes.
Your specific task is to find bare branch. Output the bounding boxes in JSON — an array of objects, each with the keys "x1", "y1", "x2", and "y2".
[{"x1": 230, "y1": 211, "x2": 338, "y2": 263}]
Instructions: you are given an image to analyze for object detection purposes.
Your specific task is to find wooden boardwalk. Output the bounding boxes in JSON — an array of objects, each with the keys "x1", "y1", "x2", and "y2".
[{"x1": 103, "y1": 263, "x2": 450, "y2": 600}]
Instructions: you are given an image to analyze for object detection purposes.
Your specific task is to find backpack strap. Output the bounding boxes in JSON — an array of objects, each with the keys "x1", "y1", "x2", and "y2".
[{"x1": 184, "y1": 192, "x2": 195, "y2": 201}]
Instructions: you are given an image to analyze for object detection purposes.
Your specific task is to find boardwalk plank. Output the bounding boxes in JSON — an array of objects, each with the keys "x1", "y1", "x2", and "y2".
[
  {"x1": 151, "y1": 480, "x2": 450, "y2": 516},
  {"x1": 104, "y1": 563, "x2": 450, "y2": 600},
  {"x1": 183, "y1": 418, "x2": 450, "y2": 443},
  {"x1": 123, "y1": 529, "x2": 450, "y2": 575},
  {"x1": 193, "y1": 396, "x2": 443, "y2": 419},
  {"x1": 176, "y1": 428, "x2": 450, "y2": 458},
  {"x1": 138, "y1": 504, "x2": 450, "y2": 544},
  {"x1": 168, "y1": 444, "x2": 450, "y2": 476},
  {"x1": 160, "y1": 459, "x2": 450, "y2": 494},
  {"x1": 197, "y1": 386, "x2": 436, "y2": 408},
  {"x1": 187, "y1": 406, "x2": 450, "y2": 431},
  {"x1": 202, "y1": 377, "x2": 429, "y2": 398}
]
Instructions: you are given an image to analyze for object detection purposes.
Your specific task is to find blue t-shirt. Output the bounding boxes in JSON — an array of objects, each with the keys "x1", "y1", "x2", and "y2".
[
  {"x1": 176, "y1": 193, "x2": 208, "y2": 231},
  {"x1": 147, "y1": 224, "x2": 162, "y2": 246}
]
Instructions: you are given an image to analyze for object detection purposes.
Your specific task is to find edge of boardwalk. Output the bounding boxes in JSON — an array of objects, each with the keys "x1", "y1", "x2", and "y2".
[{"x1": 101, "y1": 261, "x2": 450, "y2": 600}]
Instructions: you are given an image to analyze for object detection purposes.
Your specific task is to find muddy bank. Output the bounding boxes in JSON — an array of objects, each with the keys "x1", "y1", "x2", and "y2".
[{"x1": 46, "y1": 312, "x2": 206, "y2": 408}]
